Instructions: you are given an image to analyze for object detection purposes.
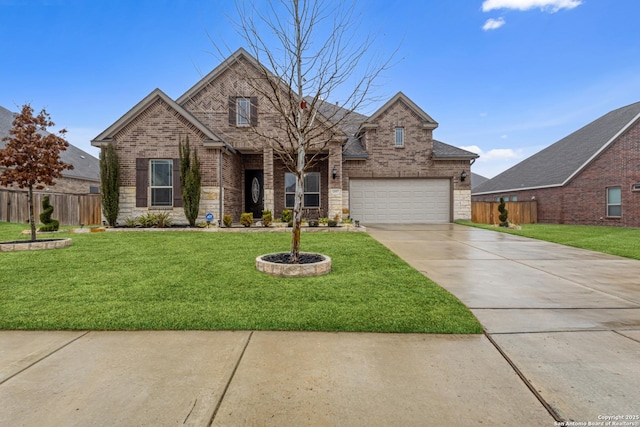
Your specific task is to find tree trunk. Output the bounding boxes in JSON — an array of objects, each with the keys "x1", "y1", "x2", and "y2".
[
  {"x1": 28, "y1": 185, "x2": 36, "y2": 241},
  {"x1": 290, "y1": 147, "x2": 305, "y2": 263}
]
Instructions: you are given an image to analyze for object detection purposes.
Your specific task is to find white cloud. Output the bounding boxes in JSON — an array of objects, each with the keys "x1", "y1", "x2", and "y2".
[
  {"x1": 482, "y1": 0, "x2": 582, "y2": 13},
  {"x1": 482, "y1": 17, "x2": 506, "y2": 30},
  {"x1": 460, "y1": 145, "x2": 522, "y2": 161}
]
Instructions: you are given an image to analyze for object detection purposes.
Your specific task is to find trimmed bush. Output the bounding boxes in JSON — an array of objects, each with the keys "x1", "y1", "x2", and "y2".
[
  {"x1": 498, "y1": 197, "x2": 509, "y2": 227},
  {"x1": 281, "y1": 209, "x2": 292, "y2": 223},
  {"x1": 223, "y1": 214, "x2": 233, "y2": 228},
  {"x1": 262, "y1": 210, "x2": 273, "y2": 227},
  {"x1": 308, "y1": 220, "x2": 319, "y2": 227},
  {"x1": 240, "y1": 212, "x2": 253, "y2": 227},
  {"x1": 39, "y1": 195, "x2": 60, "y2": 232},
  {"x1": 328, "y1": 219, "x2": 338, "y2": 227}
]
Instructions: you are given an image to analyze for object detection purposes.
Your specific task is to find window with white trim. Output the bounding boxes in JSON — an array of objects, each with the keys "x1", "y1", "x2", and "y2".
[
  {"x1": 395, "y1": 127, "x2": 404, "y2": 147},
  {"x1": 237, "y1": 98, "x2": 251, "y2": 126},
  {"x1": 150, "y1": 159, "x2": 173, "y2": 207},
  {"x1": 607, "y1": 186, "x2": 621, "y2": 217},
  {"x1": 285, "y1": 172, "x2": 320, "y2": 208}
]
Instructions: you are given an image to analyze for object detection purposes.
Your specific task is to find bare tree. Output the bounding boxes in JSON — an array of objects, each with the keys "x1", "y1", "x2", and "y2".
[
  {"x1": 214, "y1": 0, "x2": 392, "y2": 262},
  {"x1": 0, "y1": 104, "x2": 73, "y2": 241}
]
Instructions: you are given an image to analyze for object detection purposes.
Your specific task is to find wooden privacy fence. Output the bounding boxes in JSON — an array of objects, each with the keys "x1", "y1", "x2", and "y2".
[
  {"x1": 471, "y1": 201, "x2": 537, "y2": 225},
  {"x1": 0, "y1": 190, "x2": 101, "y2": 226}
]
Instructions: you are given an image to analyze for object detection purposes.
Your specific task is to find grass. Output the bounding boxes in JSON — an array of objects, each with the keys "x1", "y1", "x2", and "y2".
[
  {"x1": 0, "y1": 222, "x2": 481, "y2": 333},
  {"x1": 457, "y1": 220, "x2": 640, "y2": 260}
]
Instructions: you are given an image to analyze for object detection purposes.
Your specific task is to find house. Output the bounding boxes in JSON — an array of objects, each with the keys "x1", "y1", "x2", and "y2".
[
  {"x1": 0, "y1": 105, "x2": 100, "y2": 194},
  {"x1": 471, "y1": 172, "x2": 488, "y2": 191},
  {"x1": 91, "y1": 48, "x2": 478, "y2": 225},
  {"x1": 472, "y1": 101, "x2": 640, "y2": 227}
]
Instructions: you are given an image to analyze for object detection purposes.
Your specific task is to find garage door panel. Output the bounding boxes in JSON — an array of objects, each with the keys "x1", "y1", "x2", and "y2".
[{"x1": 350, "y1": 179, "x2": 450, "y2": 224}]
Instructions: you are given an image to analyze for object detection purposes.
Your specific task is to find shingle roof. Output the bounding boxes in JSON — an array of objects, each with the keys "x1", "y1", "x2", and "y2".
[
  {"x1": 471, "y1": 172, "x2": 489, "y2": 190},
  {"x1": 473, "y1": 101, "x2": 640, "y2": 195},
  {"x1": 1, "y1": 105, "x2": 99, "y2": 182},
  {"x1": 432, "y1": 140, "x2": 479, "y2": 159}
]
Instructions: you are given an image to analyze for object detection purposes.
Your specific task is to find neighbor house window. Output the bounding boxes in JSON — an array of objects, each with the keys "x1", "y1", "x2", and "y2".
[
  {"x1": 150, "y1": 159, "x2": 173, "y2": 207},
  {"x1": 285, "y1": 172, "x2": 320, "y2": 208},
  {"x1": 607, "y1": 186, "x2": 621, "y2": 217},
  {"x1": 237, "y1": 98, "x2": 251, "y2": 126},
  {"x1": 395, "y1": 127, "x2": 404, "y2": 147}
]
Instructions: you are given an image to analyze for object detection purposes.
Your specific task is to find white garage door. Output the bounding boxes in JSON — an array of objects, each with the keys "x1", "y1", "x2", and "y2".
[{"x1": 349, "y1": 179, "x2": 450, "y2": 224}]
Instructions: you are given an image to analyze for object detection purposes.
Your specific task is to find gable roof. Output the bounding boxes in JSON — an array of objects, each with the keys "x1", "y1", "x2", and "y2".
[
  {"x1": 91, "y1": 88, "x2": 227, "y2": 149},
  {"x1": 432, "y1": 140, "x2": 479, "y2": 160},
  {"x1": 471, "y1": 172, "x2": 489, "y2": 190},
  {"x1": 363, "y1": 92, "x2": 438, "y2": 130},
  {"x1": 1, "y1": 105, "x2": 99, "y2": 182},
  {"x1": 473, "y1": 101, "x2": 640, "y2": 195}
]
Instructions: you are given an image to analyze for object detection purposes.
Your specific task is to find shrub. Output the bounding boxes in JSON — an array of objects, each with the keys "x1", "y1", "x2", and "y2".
[
  {"x1": 333, "y1": 213, "x2": 340, "y2": 223},
  {"x1": 308, "y1": 220, "x2": 319, "y2": 227},
  {"x1": 240, "y1": 212, "x2": 253, "y2": 227},
  {"x1": 281, "y1": 209, "x2": 292, "y2": 223},
  {"x1": 124, "y1": 217, "x2": 137, "y2": 228},
  {"x1": 223, "y1": 214, "x2": 233, "y2": 228},
  {"x1": 328, "y1": 219, "x2": 338, "y2": 227},
  {"x1": 179, "y1": 136, "x2": 201, "y2": 226},
  {"x1": 39, "y1": 195, "x2": 60, "y2": 232},
  {"x1": 262, "y1": 210, "x2": 273, "y2": 227},
  {"x1": 100, "y1": 144, "x2": 120, "y2": 226},
  {"x1": 498, "y1": 197, "x2": 509, "y2": 227},
  {"x1": 342, "y1": 217, "x2": 353, "y2": 224},
  {"x1": 318, "y1": 217, "x2": 329, "y2": 225},
  {"x1": 136, "y1": 212, "x2": 172, "y2": 228}
]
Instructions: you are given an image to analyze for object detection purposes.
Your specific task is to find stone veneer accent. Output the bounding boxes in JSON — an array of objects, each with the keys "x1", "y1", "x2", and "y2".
[
  {"x1": 115, "y1": 186, "x2": 221, "y2": 225},
  {"x1": 453, "y1": 189, "x2": 472, "y2": 220},
  {"x1": 256, "y1": 253, "x2": 332, "y2": 277}
]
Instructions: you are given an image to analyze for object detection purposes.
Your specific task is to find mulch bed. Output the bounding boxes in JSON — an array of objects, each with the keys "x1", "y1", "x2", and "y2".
[{"x1": 262, "y1": 252, "x2": 325, "y2": 264}]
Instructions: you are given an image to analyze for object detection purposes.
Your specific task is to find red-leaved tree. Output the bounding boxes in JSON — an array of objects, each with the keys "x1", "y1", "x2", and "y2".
[{"x1": 0, "y1": 104, "x2": 73, "y2": 241}]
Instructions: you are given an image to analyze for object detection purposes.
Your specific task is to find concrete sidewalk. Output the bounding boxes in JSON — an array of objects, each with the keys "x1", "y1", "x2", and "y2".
[
  {"x1": 367, "y1": 224, "x2": 640, "y2": 425},
  {"x1": 0, "y1": 331, "x2": 551, "y2": 426}
]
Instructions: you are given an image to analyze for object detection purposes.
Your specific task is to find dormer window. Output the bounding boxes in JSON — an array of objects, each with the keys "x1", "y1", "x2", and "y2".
[
  {"x1": 236, "y1": 98, "x2": 250, "y2": 126},
  {"x1": 395, "y1": 127, "x2": 404, "y2": 147},
  {"x1": 229, "y1": 96, "x2": 258, "y2": 127}
]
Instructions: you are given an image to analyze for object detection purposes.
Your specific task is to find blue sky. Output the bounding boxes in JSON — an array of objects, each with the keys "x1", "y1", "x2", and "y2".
[{"x1": 1, "y1": 0, "x2": 639, "y2": 178}]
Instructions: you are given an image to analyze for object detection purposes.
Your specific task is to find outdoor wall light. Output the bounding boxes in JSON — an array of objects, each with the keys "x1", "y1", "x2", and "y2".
[
  {"x1": 332, "y1": 165, "x2": 338, "y2": 180},
  {"x1": 460, "y1": 170, "x2": 467, "y2": 182}
]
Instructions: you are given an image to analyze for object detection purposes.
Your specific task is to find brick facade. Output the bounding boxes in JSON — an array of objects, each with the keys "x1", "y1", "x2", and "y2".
[{"x1": 472, "y1": 120, "x2": 640, "y2": 227}]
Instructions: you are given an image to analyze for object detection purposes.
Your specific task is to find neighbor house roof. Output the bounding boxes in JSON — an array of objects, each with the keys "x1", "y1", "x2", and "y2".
[
  {"x1": 1, "y1": 105, "x2": 99, "y2": 182},
  {"x1": 471, "y1": 172, "x2": 489, "y2": 190},
  {"x1": 473, "y1": 101, "x2": 640, "y2": 195}
]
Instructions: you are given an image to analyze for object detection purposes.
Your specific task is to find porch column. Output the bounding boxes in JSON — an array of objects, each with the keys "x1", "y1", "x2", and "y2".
[
  {"x1": 328, "y1": 142, "x2": 343, "y2": 221},
  {"x1": 263, "y1": 146, "x2": 274, "y2": 214}
]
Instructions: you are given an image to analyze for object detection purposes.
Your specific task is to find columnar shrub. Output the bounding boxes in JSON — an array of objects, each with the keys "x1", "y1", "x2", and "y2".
[
  {"x1": 179, "y1": 136, "x2": 202, "y2": 226},
  {"x1": 223, "y1": 214, "x2": 233, "y2": 227},
  {"x1": 39, "y1": 195, "x2": 60, "y2": 232},
  {"x1": 498, "y1": 197, "x2": 509, "y2": 227},
  {"x1": 100, "y1": 144, "x2": 120, "y2": 226}
]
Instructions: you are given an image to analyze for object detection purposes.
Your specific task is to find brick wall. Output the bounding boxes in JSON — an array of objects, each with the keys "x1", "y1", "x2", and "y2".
[{"x1": 472, "y1": 120, "x2": 640, "y2": 227}]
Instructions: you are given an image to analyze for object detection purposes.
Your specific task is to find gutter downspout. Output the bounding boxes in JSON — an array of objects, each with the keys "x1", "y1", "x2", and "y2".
[{"x1": 219, "y1": 147, "x2": 224, "y2": 227}]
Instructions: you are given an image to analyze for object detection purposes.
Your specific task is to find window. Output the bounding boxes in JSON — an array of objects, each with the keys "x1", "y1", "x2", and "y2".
[
  {"x1": 237, "y1": 98, "x2": 251, "y2": 126},
  {"x1": 607, "y1": 186, "x2": 621, "y2": 217},
  {"x1": 285, "y1": 172, "x2": 320, "y2": 208},
  {"x1": 150, "y1": 159, "x2": 173, "y2": 207},
  {"x1": 395, "y1": 127, "x2": 404, "y2": 147}
]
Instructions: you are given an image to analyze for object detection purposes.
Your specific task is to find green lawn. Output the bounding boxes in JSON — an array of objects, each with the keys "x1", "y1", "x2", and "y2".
[
  {"x1": 0, "y1": 222, "x2": 481, "y2": 333},
  {"x1": 457, "y1": 221, "x2": 640, "y2": 260}
]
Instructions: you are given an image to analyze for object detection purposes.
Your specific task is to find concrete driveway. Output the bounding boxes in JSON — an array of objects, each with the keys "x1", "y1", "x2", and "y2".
[{"x1": 367, "y1": 223, "x2": 640, "y2": 423}]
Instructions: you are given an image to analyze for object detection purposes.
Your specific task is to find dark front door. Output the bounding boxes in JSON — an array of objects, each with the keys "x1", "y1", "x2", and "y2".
[{"x1": 245, "y1": 170, "x2": 264, "y2": 218}]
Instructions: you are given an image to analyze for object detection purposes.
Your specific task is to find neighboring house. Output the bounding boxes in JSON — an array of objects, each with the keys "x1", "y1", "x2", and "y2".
[
  {"x1": 0, "y1": 105, "x2": 100, "y2": 194},
  {"x1": 91, "y1": 48, "x2": 478, "y2": 225},
  {"x1": 471, "y1": 172, "x2": 488, "y2": 191},
  {"x1": 472, "y1": 101, "x2": 640, "y2": 227}
]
